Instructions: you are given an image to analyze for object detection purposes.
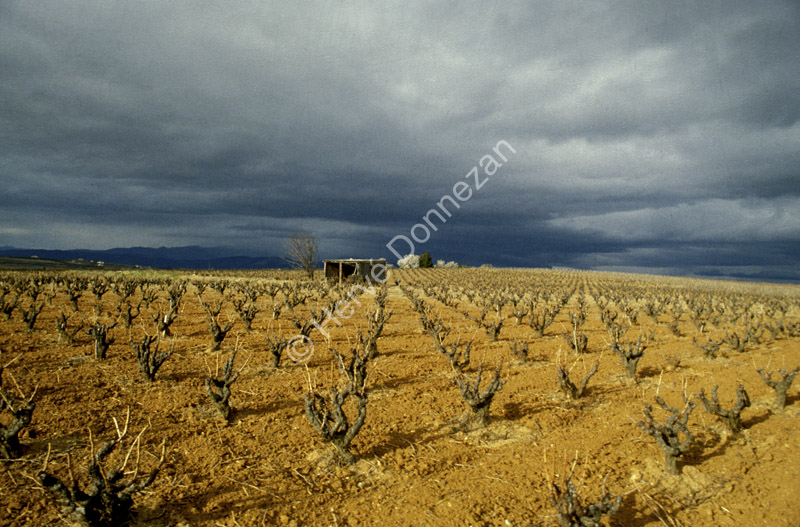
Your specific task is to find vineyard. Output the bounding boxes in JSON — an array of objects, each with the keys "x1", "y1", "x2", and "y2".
[{"x1": 0, "y1": 267, "x2": 798, "y2": 526}]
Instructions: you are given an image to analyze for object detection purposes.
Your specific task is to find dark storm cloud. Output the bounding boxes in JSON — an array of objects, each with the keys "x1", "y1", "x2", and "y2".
[{"x1": 1, "y1": 1, "x2": 799, "y2": 280}]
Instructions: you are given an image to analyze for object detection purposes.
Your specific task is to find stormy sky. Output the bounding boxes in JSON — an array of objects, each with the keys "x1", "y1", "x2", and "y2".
[{"x1": 2, "y1": 1, "x2": 799, "y2": 281}]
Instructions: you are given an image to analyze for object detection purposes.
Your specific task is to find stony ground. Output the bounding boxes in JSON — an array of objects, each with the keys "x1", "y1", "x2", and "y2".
[{"x1": 0, "y1": 268, "x2": 798, "y2": 526}]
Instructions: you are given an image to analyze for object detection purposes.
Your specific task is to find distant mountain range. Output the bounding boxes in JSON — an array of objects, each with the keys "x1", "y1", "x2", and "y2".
[{"x1": 0, "y1": 246, "x2": 287, "y2": 270}]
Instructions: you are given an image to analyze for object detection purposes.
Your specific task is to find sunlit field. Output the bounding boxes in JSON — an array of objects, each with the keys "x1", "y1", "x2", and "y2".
[{"x1": 1, "y1": 268, "x2": 798, "y2": 526}]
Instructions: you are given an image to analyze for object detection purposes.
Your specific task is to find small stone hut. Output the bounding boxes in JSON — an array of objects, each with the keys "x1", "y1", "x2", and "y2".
[{"x1": 323, "y1": 258, "x2": 386, "y2": 284}]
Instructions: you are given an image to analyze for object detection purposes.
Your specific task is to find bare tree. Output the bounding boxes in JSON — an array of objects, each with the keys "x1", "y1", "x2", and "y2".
[
  {"x1": 197, "y1": 295, "x2": 235, "y2": 352},
  {"x1": 452, "y1": 362, "x2": 505, "y2": 429},
  {"x1": 266, "y1": 333, "x2": 289, "y2": 368},
  {"x1": 550, "y1": 473, "x2": 621, "y2": 527},
  {"x1": 0, "y1": 361, "x2": 36, "y2": 459},
  {"x1": 637, "y1": 396, "x2": 696, "y2": 475},
  {"x1": 305, "y1": 345, "x2": 369, "y2": 464},
  {"x1": 55, "y1": 311, "x2": 84, "y2": 345},
  {"x1": 284, "y1": 232, "x2": 319, "y2": 280},
  {"x1": 86, "y1": 322, "x2": 117, "y2": 360},
  {"x1": 206, "y1": 351, "x2": 242, "y2": 420},
  {"x1": 757, "y1": 367, "x2": 798, "y2": 409},
  {"x1": 695, "y1": 384, "x2": 750, "y2": 434},
  {"x1": 556, "y1": 362, "x2": 599, "y2": 400},
  {"x1": 131, "y1": 335, "x2": 174, "y2": 382},
  {"x1": 38, "y1": 409, "x2": 165, "y2": 526}
]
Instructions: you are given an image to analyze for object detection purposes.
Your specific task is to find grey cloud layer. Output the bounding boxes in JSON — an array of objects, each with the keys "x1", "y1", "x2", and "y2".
[{"x1": 1, "y1": 1, "x2": 798, "y2": 280}]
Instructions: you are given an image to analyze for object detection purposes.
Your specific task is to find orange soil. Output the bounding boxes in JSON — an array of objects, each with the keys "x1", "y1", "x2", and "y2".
[{"x1": 1, "y1": 268, "x2": 799, "y2": 526}]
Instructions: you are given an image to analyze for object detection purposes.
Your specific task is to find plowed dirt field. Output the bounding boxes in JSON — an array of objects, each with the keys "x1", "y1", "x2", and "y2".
[{"x1": 1, "y1": 268, "x2": 798, "y2": 526}]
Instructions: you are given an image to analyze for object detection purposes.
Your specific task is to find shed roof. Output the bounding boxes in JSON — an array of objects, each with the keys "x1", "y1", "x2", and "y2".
[{"x1": 323, "y1": 258, "x2": 386, "y2": 263}]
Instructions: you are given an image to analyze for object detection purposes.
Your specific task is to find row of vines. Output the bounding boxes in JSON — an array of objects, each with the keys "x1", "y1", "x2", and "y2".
[{"x1": 1, "y1": 267, "x2": 798, "y2": 526}]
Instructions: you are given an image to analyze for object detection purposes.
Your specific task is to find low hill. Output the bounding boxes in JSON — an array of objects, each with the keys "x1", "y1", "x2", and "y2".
[{"x1": 0, "y1": 246, "x2": 286, "y2": 270}]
